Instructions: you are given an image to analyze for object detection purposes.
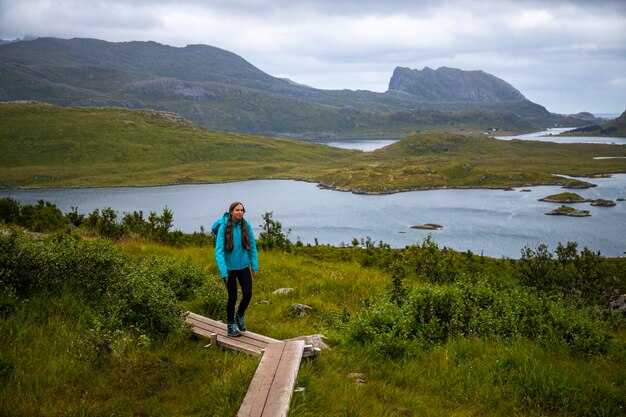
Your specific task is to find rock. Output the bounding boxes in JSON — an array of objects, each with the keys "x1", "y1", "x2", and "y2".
[
  {"x1": 617, "y1": 198, "x2": 625, "y2": 202},
  {"x1": 273, "y1": 288, "x2": 294, "y2": 295},
  {"x1": 520, "y1": 189, "x2": 532, "y2": 192},
  {"x1": 255, "y1": 300, "x2": 270, "y2": 305},
  {"x1": 563, "y1": 182, "x2": 597, "y2": 189},
  {"x1": 290, "y1": 303, "x2": 312, "y2": 316},
  {"x1": 285, "y1": 334, "x2": 330, "y2": 350},
  {"x1": 503, "y1": 187, "x2": 515, "y2": 191},
  {"x1": 590, "y1": 199, "x2": 616, "y2": 207},
  {"x1": 609, "y1": 295, "x2": 626, "y2": 316},
  {"x1": 347, "y1": 373, "x2": 367, "y2": 385},
  {"x1": 411, "y1": 223, "x2": 443, "y2": 230}
]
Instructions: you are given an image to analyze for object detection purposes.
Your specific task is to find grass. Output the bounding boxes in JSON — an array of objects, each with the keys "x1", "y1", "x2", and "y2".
[
  {"x1": 2, "y1": 232, "x2": 625, "y2": 417},
  {"x1": 539, "y1": 192, "x2": 586, "y2": 202},
  {"x1": 2, "y1": 102, "x2": 626, "y2": 191},
  {"x1": 0, "y1": 291, "x2": 258, "y2": 416}
]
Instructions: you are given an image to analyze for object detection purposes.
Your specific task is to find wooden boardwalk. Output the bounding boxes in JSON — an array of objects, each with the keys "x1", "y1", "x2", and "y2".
[
  {"x1": 237, "y1": 340, "x2": 305, "y2": 417},
  {"x1": 186, "y1": 311, "x2": 280, "y2": 356},
  {"x1": 185, "y1": 312, "x2": 315, "y2": 417}
]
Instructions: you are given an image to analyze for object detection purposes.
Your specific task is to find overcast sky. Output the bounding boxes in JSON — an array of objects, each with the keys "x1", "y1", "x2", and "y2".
[{"x1": 1, "y1": 0, "x2": 625, "y2": 115}]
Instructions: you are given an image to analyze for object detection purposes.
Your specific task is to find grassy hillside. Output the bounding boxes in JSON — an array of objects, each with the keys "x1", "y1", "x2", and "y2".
[
  {"x1": 1, "y1": 217, "x2": 625, "y2": 416},
  {"x1": 319, "y1": 131, "x2": 626, "y2": 192},
  {"x1": 0, "y1": 101, "x2": 354, "y2": 187},
  {"x1": 564, "y1": 110, "x2": 626, "y2": 137},
  {"x1": 2, "y1": 102, "x2": 626, "y2": 191}
]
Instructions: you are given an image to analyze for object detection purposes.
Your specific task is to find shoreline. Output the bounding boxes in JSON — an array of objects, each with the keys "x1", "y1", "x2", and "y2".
[{"x1": 2, "y1": 171, "x2": 625, "y2": 195}]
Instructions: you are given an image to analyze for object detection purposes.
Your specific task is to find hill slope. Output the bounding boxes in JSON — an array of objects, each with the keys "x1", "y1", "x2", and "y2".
[
  {"x1": 1, "y1": 102, "x2": 625, "y2": 191},
  {"x1": 0, "y1": 37, "x2": 593, "y2": 137},
  {"x1": 565, "y1": 110, "x2": 626, "y2": 137},
  {"x1": 0, "y1": 101, "x2": 353, "y2": 187}
]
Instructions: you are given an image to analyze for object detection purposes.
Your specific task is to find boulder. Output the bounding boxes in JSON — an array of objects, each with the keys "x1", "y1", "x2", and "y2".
[
  {"x1": 285, "y1": 334, "x2": 330, "y2": 350},
  {"x1": 610, "y1": 295, "x2": 626, "y2": 316},
  {"x1": 273, "y1": 288, "x2": 294, "y2": 295},
  {"x1": 290, "y1": 303, "x2": 312, "y2": 316}
]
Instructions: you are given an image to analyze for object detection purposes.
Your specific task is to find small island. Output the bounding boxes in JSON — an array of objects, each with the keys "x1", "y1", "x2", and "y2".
[
  {"x1": 539, "y1": 192, "x2": 586, "y2": 203},
  {"x1": 590, "y1": 199, "x2": 616, "y2": 207},
  {"x1": 411, "y1": 223, "x2": 444, "y2": 230},
  {"x1": 545, "y1": 205, "x2": 591, "y2": 217}
]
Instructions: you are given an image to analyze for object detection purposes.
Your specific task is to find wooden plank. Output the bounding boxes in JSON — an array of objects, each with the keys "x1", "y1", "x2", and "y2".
[
  {"x1": 187, "y1": 312, "x2": 281, "y2": 345},
  {"x1": 261, "y1": 340, "x2": 305, "y2": 417},
  {"x1": 237, "y1": 342, "x2": 286, "y2": 417},
  {"x1": 185, "y1": 312, "x2": 281, "y2": 356},
  {"x1": 185, "y1": 312, "x2": 308, "y2": 417}
]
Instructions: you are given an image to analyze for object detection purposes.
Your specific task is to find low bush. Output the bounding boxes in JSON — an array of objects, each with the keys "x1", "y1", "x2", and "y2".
[
  {"x1": 518, "y1": 242, "x2": 621, "y2": 305},
  {"x1": 0, "y1": 232, "x2": 205, "y2": 338},
  {"x1": 349, "y1": 278, "x2": 612, "y2": 356}
]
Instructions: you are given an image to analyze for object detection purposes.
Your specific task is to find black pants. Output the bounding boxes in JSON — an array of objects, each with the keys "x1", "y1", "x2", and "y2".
[{"x1": 225, "y1": 267, "x2": 252, "y2": 323}]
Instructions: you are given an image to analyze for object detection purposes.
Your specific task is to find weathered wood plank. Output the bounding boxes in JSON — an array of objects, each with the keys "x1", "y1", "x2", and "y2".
[
  {"x1": 185, "y1": 312, "x2": 280, "y2": 356},
  {"x1": 262, "y1": 340, "x2": 305, "y2": 417},
  {"x1": 237, "y1": 342, "x2": 286, "y2": 417},
  {"x1": 185, "y1": 312, "x2": 309, "y2": 417}
]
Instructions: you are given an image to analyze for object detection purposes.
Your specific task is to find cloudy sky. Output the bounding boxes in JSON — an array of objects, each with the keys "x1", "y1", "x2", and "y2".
[{"x1": 1, "y1": 0, "x2": 625, "y2": 115}]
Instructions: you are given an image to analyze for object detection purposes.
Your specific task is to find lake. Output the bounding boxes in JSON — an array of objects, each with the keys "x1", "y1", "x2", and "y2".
[
  {"x1": 1, "y1": 174, "x2": 625, "y2": 258},
  {"x1": 309, "y1": 128, "x2": 626, "y2": 152},
  {"x1": 495, "y1": 127, "x2": 626, "y2": 145}
]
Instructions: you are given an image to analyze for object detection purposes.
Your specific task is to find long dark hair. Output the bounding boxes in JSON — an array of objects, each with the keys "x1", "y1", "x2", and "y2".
[{"x1": 225, "y1": 201, "x2": 250, "y2": 251}]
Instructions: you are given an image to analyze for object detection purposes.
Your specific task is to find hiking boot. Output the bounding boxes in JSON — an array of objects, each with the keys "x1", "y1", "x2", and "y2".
[
  {"x1": 235, "y1": 314, "x2": 247, "y2": 332},
  {"x1": 227, "y1": 322, "x2": 241, "y2": 337}
]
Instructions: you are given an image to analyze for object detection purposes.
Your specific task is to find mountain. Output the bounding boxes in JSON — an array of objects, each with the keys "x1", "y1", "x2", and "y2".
[
  {"x1": 0, "y1": 37, "x2": 595, "y2": 137},
  {"x1": 388, "y1": 66, "x2": 525, "y2": 103},
  {"x1": 565, "y1": 110, "x2": 626, "y2": 137}
]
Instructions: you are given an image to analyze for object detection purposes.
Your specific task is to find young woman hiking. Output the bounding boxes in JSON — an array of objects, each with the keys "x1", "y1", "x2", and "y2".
[{"x1": 213, "y1": 201, "x2": 259, "y2": 337}]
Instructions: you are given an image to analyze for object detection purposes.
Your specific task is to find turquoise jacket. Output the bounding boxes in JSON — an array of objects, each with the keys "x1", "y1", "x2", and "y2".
[{"x1": 214, "y1": 213, "x2": 259, "y2": 278}]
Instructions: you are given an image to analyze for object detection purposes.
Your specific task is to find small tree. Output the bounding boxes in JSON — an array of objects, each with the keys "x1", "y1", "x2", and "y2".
[
  {"x1": 148, "y1": 207, "x2": 174, "y2": 242},
  {"x1": 257, "y1": 211, "x2": 291, "y2": 251}
]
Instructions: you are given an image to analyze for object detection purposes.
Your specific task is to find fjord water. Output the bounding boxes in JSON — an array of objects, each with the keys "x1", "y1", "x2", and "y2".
[{"x1": 2, "y1": 174, "x2": 625, "y2": 258}]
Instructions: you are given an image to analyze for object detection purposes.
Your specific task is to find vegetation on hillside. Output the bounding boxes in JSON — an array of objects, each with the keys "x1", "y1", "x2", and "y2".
[
  {"x1": 2, "y1": 102, "x2": 626, "y2": 192},
  {"x1": 0, "y1": 37, "x2": 592, "y2": 137},
  {"x1": 564, "y1": 110, "x2": 626, "y2": 137},
  {"x1": 1, "y1": 199, "x2": 625, "y2": 416}
]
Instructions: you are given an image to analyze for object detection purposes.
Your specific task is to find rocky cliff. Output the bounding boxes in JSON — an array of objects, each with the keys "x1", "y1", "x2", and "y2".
[{"x1": 388, "y1": 66, "x2": 526, "y2": 103}]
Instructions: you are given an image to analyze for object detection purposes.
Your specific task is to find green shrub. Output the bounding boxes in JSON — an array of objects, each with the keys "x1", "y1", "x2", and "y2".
[
  {"x1": 0, "y1": 232, "x2": 187, "y2": 337},
  {"x1": 194, "y1": 278, "x2": 227, "y2": 319},
  {"x1": 518, "y1": 242, "x2": 619, "y2": 305},
  {"x1": 403, "y1": 236, "x2": 461, "y2": 284},
  {"x1": 0, "y1": 198, "x2": 69, "y2": 232},
  {"x1": 107, "y1": 267, "x2": 183, "y2": 336},
  {"x1": 138, "y1": 255, "x2": 205, "y2": 300},
  {"x1": 349, "y1": 279, "x2": 613, "y2": 356},
  {"x1": 0, "y1": 197, "x2": 20, "y2": 224}
]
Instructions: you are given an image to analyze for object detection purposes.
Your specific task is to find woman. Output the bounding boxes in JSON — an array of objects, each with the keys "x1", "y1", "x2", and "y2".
[{"x1": 214, "y1": 201, "x2": 259, "y2": 337}]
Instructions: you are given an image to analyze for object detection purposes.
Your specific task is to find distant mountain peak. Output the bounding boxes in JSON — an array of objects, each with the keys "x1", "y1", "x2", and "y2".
[{"x1": 387, "y1": 66, "x2": 526, "y2": 103}]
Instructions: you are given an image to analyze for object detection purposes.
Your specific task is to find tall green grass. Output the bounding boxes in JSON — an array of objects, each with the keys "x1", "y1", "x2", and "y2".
[{"x1": 1, "y1": 228, "x2": 625, "y2": 416}]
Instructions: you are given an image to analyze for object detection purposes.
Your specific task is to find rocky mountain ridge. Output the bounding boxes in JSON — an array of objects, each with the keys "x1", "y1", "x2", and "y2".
[{"x1": 0, "y1": 37, "x2": 598, "y2": 137}]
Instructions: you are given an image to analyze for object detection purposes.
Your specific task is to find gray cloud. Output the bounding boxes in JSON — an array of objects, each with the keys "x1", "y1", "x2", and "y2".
[{"x1": 0, "y1": 0, "x2": 625, "y2": 114}]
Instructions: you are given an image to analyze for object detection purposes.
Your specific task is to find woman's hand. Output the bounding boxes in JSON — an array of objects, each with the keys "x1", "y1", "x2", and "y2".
[{"x1": 252, "y1": 270, "x2": 258, "y2": 279}]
